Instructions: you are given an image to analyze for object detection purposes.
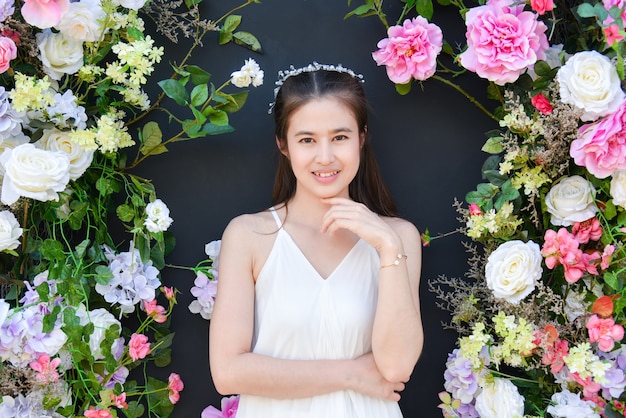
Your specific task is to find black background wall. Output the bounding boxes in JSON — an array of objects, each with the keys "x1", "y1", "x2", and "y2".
[{"x1": 135, "y1": 1, "x2": 496, "y2": 416}]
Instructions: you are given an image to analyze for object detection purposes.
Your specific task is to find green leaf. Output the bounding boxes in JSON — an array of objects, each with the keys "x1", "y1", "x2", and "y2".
[
  {"x1": 222, "y1": 15, "x2": 242, "y2": 33},
  {"x1": 219, "y1": 31, "x2": 233, "y2": 45},
  {"x1": 191, "y1": 84, "x2": 209, "y2": 107},
  {"x1": 344, "y1": 3, "x2": 374, "y2": 19},
  {"x1": 94, "y1": 265, "x2": 114, "y2": 285},
  {"x1": 605, "y1": 200, "x2": 618, "y2": 220},
  {"x1": 154, "y1": 347, "x2": 172, "y2": 367},
  {"x1": 116, "y1": 204, "x2": 135, "y2": 222},
  {"x1": 157, "y1": 79, "x2": 190, "y2": 106},
  {"x1": 74, "y1": 239, "x2": 90, "y2": 260},
  {"x1": 186, "y1": 65, "x2": 211, "y2": 85},
  {"x1": 395, "y1": 82, "x2": 412, "y2": 95},
  {"x1": 576, "y1": 2, "x2": 596, "y2": 17},
  {"x1": 43, "y1": 305, "x2": 61, "y2": 334},
  {"x1": 40, "y1": 239, "x2": 65, "y2": 262},
  {"x1": 233, "y1": 31, "x2": 262, "y2": 52},
  {"x1": 604, "y1": 271, "x2": 621, "y2": 291},
  {"x1": 140, "y1": 122, "x2": 167, "y2": 156},
  {"x1": 483, "y1": 170, "x2": 508, "y2": 187},
  {"x1": 126, "y1": 26, "x2": 144, "y2": 41},
  {"x1": 533, "y1": 60, "x2": 552, "y2": 77},
  {"x1": 202, "y1": 123, "x2": 235, "y2": 136},
  {"x1": 415, "y1": 0, "x2": 434, "y2": 19},
  {"x1": 481, "y1": 136, "x2": 504, "y2": 154},
  {"x1": 217, "y1": 91, "x2": 249, "y2": 113},
  {"x1": 209, "y1": 110, "x2": 229, "y2": 126},
  {"x1": 125, "y1": 401, "x2": 146, "y2": 418}
]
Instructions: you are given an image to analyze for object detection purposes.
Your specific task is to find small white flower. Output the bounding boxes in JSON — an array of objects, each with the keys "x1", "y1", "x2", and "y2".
[
  {"x1": 485, "y1": 240, "x2": 543, "y2": 304},
  {"x1": 76, "y1": 305, "x2": 121, "y2": 360},
  {"x1": 546, "y1": 390, "x2": 601, "y2": 417},
  {"x1": 231, "y1": 58, "x2": 264, "y2": 88},
  {"x1": 545, "y1": 175, "x2": 598, "y2": 226},
  {"x1": 557, "y1": 51, "x2": 625, "y2": 121},
  {"x1": 111, "y1": 0, "x2": 147, "y2": 10},
  {"x1": 144, "y1": 198, "x2": 173, "y2": 233},
  {"x1": 0, "y1": 210, "x2": 22, "y2": 252}
]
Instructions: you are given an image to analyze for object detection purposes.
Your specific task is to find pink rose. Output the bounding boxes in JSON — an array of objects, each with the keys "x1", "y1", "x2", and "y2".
[
  {"x1": 531, "y1": 93, "x2": 553, "y2": 115},
  {"x1": 0, "y1": 36, "x2": 16, "y2": 74},
  {"x1": 570, "y1": 101, "x2": 626, "y2": 179},
  {"x1": 128, "y1": 333, "x2": 150, "y2": 361},
  {"x1": 459, "y1": 0, "x2": 549, "y2": 85},
  {"x1": 167, "y1": 373, "x2": 184, "y2": 404},
  {"x1": 21, "y1": 0, "x2": 70, "y2": 29},
  {"x1": 586, "y1": 314, "x2": 624, "y2": 352},
  {"x1": 530, "y1": 0, "x2": 554, "y2": 14},
  {"x1": 372, "y1": 16, "x2": 443, "y2": 84}
]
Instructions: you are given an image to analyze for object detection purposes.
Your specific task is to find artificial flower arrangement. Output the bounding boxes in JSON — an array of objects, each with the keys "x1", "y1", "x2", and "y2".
[
  {"x1": 347, "y1": 0, "x2": 626, "y2": 416},
  {"x1": 0, "y1": 0, "x2": 263, "y2": 416}
]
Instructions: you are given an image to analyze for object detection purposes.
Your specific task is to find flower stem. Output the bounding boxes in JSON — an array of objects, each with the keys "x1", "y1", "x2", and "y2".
[{"x1": 431, "y1": 75, "x2": 497, "y2": 121}]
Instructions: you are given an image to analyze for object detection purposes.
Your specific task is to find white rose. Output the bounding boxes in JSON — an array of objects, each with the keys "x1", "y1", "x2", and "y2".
[
  {"x1": 557, "y1": 50, "x2": 625, "y2": 121},
  {"x1": 546, "y1": 390, "x2": 601, "y2": 418},
  {"x1": 545, "y1": 175, "x2": 598, "y2": 226},
  {"x1": 485, "y1": 240, "x2": 542, "y2": 304},
  {"x1": 475, "y1": 378, "x2": 525, "y2": 418},
  {"x1": 36, "y1": 29, "x2": 84, "y2": 80},
  {"x1": 112, "y1": 0, "x2": 147, "y2": 10},
  {"x1": 144, "y1": 198, "x2": 173, "y2": 233},
  {"x1": 0, "y1": 210, "x2": 22, "y2": 252},
  {"x1": 76, "y1": 305, "x2": 121, "y2": 360},
  {"x1": 0, "y1": 143, "x2": 70, "y2": 206},
  {"x1": 230, "y1": 70, "x2": 252, "y2": 88},
  {"x1": 610, "y1": 170, "x2": 626, "y2": 209},
  {"x1": 55, "y1": 0, "x2": 106, "y2": 42},
  {"x1": 36, "y1": 128, "x2": 94, "y2": 180}
]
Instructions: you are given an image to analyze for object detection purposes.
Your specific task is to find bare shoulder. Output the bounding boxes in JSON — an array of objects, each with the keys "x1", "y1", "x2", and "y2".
[
  {"x1": 382, "y1": 216, "x2": 421, "y2": 244},
  {"x1": 223, "y1": 210, "x2": 279, "y2": 239}
]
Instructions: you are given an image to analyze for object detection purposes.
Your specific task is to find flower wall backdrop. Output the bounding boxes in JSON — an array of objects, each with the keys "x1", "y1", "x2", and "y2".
[
  {"x1": 0, "y1": 0, "x2": 263, "y2": 416},
  {"x1": 348, "y1": 0, "x2": 626, "y2": 416}
]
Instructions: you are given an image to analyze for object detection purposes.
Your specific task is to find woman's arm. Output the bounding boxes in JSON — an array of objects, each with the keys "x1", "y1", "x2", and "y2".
[
  {"x1": 320, "y1": 199, "x2": 424, "y2": 383},
  {"x1": 208, "y1": 215, "x2": 404, "y2": 400}
]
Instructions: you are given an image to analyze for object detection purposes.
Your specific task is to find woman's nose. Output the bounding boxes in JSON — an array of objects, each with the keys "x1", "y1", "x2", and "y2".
[{"x1": 315, "y1": 141, "x2": 334, "y2": 164}]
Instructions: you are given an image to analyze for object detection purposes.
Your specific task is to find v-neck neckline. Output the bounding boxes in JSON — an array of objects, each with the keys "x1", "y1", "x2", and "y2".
[{"x1": 279, "y1": 228, "x2": 363, "y2": 281}]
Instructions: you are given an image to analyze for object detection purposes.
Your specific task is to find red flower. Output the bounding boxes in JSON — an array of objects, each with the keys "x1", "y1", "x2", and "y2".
[{"x1": 531, "y1": 93, "x2": 553, "y2": 115}]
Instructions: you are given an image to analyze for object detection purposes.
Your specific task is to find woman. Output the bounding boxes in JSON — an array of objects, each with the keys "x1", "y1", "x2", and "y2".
[{"x1": 209, "y1": 63, "x2": 423, "y2": 417}]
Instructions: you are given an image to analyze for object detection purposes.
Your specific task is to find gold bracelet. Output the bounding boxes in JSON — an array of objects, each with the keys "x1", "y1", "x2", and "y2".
[{"x1": 380, "y1": 253, "x2": 408, "y2": 269}]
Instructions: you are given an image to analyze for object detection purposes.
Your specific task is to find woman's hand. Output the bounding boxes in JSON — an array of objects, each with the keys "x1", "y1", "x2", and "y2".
[
  {"x1": 320, "y1": 197, "x2": 403, "y2": 259},
  {"x1": 349, "y1": 352, "x2": 405, "y2": 401}
]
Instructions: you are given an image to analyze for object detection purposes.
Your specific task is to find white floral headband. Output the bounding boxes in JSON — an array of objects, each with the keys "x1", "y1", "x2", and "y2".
[{"x1": 268, "y1": 62, "x2": 365, "y2": 114}]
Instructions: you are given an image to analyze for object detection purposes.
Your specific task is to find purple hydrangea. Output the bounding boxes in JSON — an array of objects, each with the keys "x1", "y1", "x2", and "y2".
[
  {"x1": 443, "y1": 349, "x2": 480, "y2": 404},
  {"x1": 188, "y1": 271, "x2": 218, "y2": 320},
  {"x1": 0, "y1": 0, "x2": 14, "y2": 24},
  {"x1": 0, "y1": 86, "x2": 24, "y2": 143},
  {"x1": 96, "y1": 244, "x2": 161, "y2": 315}
]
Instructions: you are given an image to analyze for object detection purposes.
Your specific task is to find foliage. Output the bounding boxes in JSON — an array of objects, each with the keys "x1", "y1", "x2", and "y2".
[{"x1": 0, "y1": 0, "x2": 261, "y2": 416}]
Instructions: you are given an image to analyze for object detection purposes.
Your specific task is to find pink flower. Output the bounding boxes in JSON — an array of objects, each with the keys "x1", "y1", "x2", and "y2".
[
  {"x1": 469, "y1": 203, "x2": 482, "y2": 216},
  {"x1": 530, "y1": 0, "x2": 554, "y2": 14},
  {"x1": 459, "y1": 0, "x2": 549, "y2": 85},
  {"x1": 162, "y1": 286, "x2": 176, "y2": 301},
  {"x1": 84, "y1": 407, "x2": 113, "y2": 418},
  {"x1": 541, "y1": 228, "x2": 588, "y2": 282},
  {"x1": 143, "y1": 299, "x2": 167, "y2": 323},
  {"x1": 21, "y1": 0, "x2": 70, "y2": 29},
  {"x1": 531, "y1": 93, "x2": 553, "y2": 115},
  {"x1": 168, "y1": 373, "x2": 184, "y2": 404},
  {"x1": 110, "y1": 393, "x2": 128, "y2": 409},
  {"x1": 601, "y1": 244, "x2": 615, "y2": 269},
  {"x1": 29, "y1": 354, "x2": 61, "y2": 384},
  {"x1": 533, "y1": 325, "x2": 569, "y2": 374},
  {"x1": 202, "y1": 395, "x2": 240, "y2": 418},
  {"x1": 569, "y1": 371, "x2": 602, "y2": 398},
  {"x1": 592, "y1": 295, "x2": 615, "y2": 317},
  {"x1": 604, "y1": 24, "x2": 625, "y2": 47},
  {"x1": 603, "y1": 0, "x2": 626, "y2": 26},
  {"x1": 128, "y1": 333, "x2": 150, "y2": 361},
  {"x1": 0, "y1": 36, "x2": 16, "y2": 74},
  {"x1": 572, "y1": 218, "x2": 603, "y2": 244},
  {"x1": 586, "y1": 314, "x2": 624, "y2": 352},
  {"x1": 372, "y1": 16, "x2": 443, "y2": 84},
  {"x1": 571, "y1": 101, "x2": 626, "y2": 179}
]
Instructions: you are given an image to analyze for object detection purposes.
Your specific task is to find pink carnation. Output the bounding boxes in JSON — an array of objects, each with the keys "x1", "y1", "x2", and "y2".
[
  {"x1": 458, "y1": 0, "x2": 549, "y2": 85},
  {"x1": 0, "y1": 36, "x2": 16, "y2": 74},
  {"x1": 372, "y1": 16, "x2": 443, "y2": 84},
  {"x1": 571, "y1": 100, "x2": 626, "y2": 179},
  {"x1": 128, "y1": 333, "x2": 150, "y2": 361},
  {"x1": 586, "y1": 314, "x2": 624, "y2": 352},
  {"x1": 21, "y1": 0, "x2": 70, "y2": 29}
]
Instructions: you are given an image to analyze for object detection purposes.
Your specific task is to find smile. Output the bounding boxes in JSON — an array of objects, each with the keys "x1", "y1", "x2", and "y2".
[{"x1": 313, "y1": 170, "x2": 339, "y2": 178}]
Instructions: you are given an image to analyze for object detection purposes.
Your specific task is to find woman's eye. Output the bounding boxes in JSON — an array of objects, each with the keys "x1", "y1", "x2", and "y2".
[
  {"x1": 299, "y1": 137, "x2": 314, "y2": 144},
  {"x1": 334, "y1": 135, "x2": 348, "y2": 141}
]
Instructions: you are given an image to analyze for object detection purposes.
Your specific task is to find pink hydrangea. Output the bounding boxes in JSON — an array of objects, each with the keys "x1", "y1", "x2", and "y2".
[
  {"x1": 84, "y1": 407, "x2": 113, "y2": 418},
  {"x1": 541, "y1": 228, "x2": 588, "y2": 283},
  {"x1": 570, "y1": 100, "x2": 626, "y2": 179},
  {"x1": 21, "y1": 0, "x2": 70, "y2": 29},
  {"x1": 372, "y1": 16, "x2": 443, "y2": 84},
  {"x1": 0, "y1": 36, "x2": 16, "y2": 74},
  {"x1": 586, "y1": 314, "x2": 624, "y2": 352},
  {"x1": 458, "y1": 0, "x2": 549, "y2": 85},
  {"x1": 572, "y1": 218, "x2": 603, "y2": 244}
]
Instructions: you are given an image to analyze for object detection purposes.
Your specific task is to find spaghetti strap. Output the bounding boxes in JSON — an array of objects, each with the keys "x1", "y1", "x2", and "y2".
[{"x1": 269, "y1": 206, "x2": 282, "y2": 228}]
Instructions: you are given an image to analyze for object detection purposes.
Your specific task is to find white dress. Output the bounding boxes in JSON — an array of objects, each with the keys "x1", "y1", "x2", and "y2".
[{"x1": 235, "y1": 208, "x2": 403, "y2": 418}]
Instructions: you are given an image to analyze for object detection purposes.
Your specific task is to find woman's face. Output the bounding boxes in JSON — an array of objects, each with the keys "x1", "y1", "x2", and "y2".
[{"x1": 280, "y1": 97, "x2": 362, "y2": 200}]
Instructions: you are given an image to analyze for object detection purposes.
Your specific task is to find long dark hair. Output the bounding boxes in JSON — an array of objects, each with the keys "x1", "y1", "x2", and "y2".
[{"x1": 271, "y1": 68, "x2": 398, "y2": 217}]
